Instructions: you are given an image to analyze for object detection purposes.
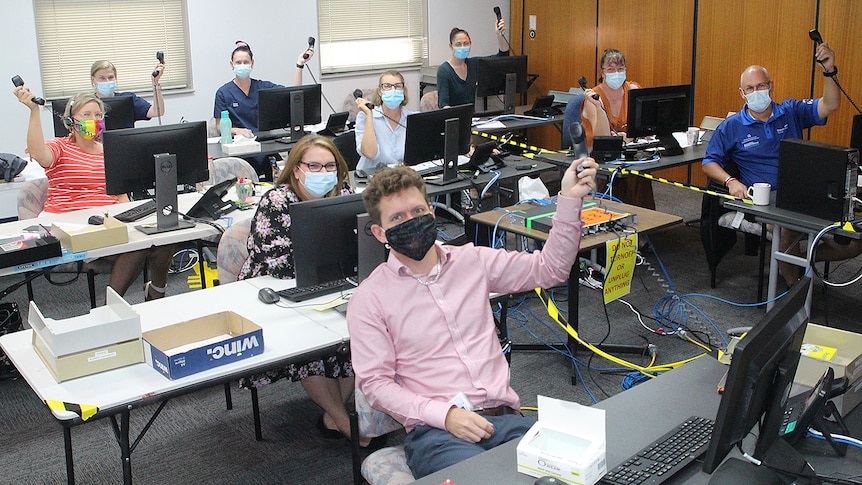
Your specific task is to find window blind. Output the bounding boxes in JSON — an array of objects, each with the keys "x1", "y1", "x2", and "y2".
[
  {"x1": 318, "y1": 0, "x2": 426, "y2": 74},
  {"x1": 34, "y1": 0, "x2": 190, "y2": 99}
]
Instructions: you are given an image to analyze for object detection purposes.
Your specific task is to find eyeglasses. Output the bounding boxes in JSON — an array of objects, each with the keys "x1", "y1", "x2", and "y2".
[
  {"x1": 300, "y1": 161, "x2": 338, "y2": 172},
  {"x1": 75, "y1": 112, "x2": 104, "y2": 120},
  {"x1": 742, "y1": 82, "x2": 771, "y2": 95},
  {"x1": 602, "y1": 66, "x2": 626, "y2": 74},
  {"x1": 380, "y1": 83, "x2": 404, "y2": 91}
]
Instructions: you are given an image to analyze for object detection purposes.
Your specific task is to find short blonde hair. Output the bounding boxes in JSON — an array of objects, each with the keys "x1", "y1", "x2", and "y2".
[
  {"x1": 90, "y1": 60, "x2": 117, "y2": 78},
  {"x1": 373, "y1": 70, "x2": 408, "y2": 106}
]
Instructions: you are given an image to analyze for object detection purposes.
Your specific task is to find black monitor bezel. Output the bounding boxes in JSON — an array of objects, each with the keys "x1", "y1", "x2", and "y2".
[
  {"x1": 102, "y1": 121, "x2": 209, "y2": 195},
  {"x1": 474, "y1": 55, "x2": 529, "y2": 98},
  {"x1": 257, "y1": 84, "x2": 322, "y2": 133},
  {"x1": 701, "y1": 276, "x2": 812, "y2": 473},
  {"x1": 51, "y1": 95, "x2": 137, "y2": 138},
  {"x1": 289, "y1": 192, "x2": 365, "y2": 287},
  {"x1": 403, "y1": 103, "x2": 474, "y2": 165},
  {"x1": 625, "y1": 84, "x2": 691, "y2": 139}
]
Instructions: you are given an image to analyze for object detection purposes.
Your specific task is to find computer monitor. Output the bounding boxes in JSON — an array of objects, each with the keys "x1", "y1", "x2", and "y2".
[
  {"x1": 258, "y1": 84, "x2": 322, "y2": 142},
  {"x1": 626, "y1": 84, "x2": 691, "y2": 156},
  {"x1": 850, "y1": 114, "x2": 862, "y2": 151},
  {"x1": 102, "y1": 121, "x2": 209, "y2": 234},
  {"x1": 475, "y1": 55, "x2": 528, "y2": 114},
  {"x1": 289, "y1": 193, "x2": 366, "y2": 287},
  {"x1": 403, "y1": 103, "x2": 473, "y2": 185},
  {"x1": 701, "y1": 276, "x2": 812, "y2": 477},
  {"x1": 51, "y1": 95, "x2": 136, "y2": 138}
]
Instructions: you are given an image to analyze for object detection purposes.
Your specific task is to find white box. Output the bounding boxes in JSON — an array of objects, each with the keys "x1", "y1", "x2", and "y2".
[
  {"x1": 221, "y1": 141, "x2": 261, "y2": 156},
  {"x1": 795, "y1": 322, "x2": 862, "y2": 414},
  {"x1": 517, "y1": 396, "x2": 606, "y2": 485},
  {"x1": 29, "y1": 287, "x2": 143, "y2": 381}
]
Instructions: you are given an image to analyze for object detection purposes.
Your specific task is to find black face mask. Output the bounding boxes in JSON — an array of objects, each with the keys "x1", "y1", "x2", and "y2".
[{"x1": 384, "y1": 214, "x2": 437, "y2": 261}]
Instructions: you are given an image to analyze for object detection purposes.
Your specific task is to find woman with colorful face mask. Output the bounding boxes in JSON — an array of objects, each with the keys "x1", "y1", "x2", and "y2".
[
  {"x1": 213, "y1": 40, "x2": 313, "y2": 140},
  {"x1": 436, "y1": 19, "x2": 510, "y2": 108},
  {"x1": 12, "y1": 90, "x2": 174, "y2": 300},
  {"x1": 354, "y1": 70, "x2": 413, "y2": 171},
  {"x1": 581, "y1": 48, "x2": 656, "y2": 209},
  {"x1": 237, "y1": 134, "x2": 371, "y2": 445},
  {"x1": 90, "y1": 59, "x2": 166, "y2": 122}
]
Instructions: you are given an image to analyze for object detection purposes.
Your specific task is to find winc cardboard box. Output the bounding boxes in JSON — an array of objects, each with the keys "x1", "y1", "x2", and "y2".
[
  {"x1": 795, "y1": 323, "x2": 862, "y2": 414},
  {"x1": 143, "y1": 311, "x2": 264, "y2": 380},
  {"x1": 51, "y1": 216, "x2": 128, "y2": 253},
  {"x1": 517, "y1": 395, "x2": 606, "y2": 485},
  {"x1": 30, "y1": 287, "x2": 143, "y2": 382}
]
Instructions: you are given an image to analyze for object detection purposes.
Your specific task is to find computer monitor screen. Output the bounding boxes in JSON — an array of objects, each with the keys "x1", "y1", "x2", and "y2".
[
  {"x1": 403, "y1": 103, "x2": 473, "y2": 165},
  {"x1": 290, "y1": 193, "x2": 366, "y2": 287},
  {"x1": 258, "y1": 84, "x2": 322, "y2": 132},
  {"x1": 102, "y1": 121, "x2": 209, "y2": 195},
  {"x1": 475, "y1": 55, "x2": 528, "y2": 98},
  {"x1": 701, "y1": 276, "x2": 812, "y2": 474},
  {"x1": 51, "y1": 95, "x2": 137, "y2": 138},
  {"x1": 626, "y1": 84, "x2": 691, "y2": 153}
]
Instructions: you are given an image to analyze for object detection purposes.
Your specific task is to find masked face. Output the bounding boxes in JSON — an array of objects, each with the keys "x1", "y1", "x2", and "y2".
[
  {"x1": 745, "y1": 89, "x2": 772, "y2": 113},
  {"x1": 453, "y1": 46, "x2": 471, "y2": 60},
  {"x1": 233, "y1": 64, "x2": 252, "y2": 80},
  {"x1": 381, "y1": 89, "x2": 405, "y2": 109},
  {"x1": 74, "y1": 119, "x2": 105, "y2": 140},
  {"x1": 384, "y1": 213, "x2": 437, "y2": 261},
  {"x1": 605, "y1": 71, "x2": 626, "y2": 90},
  {"x1": 301, "y1": 170, "x2": 338, "y2": 197},
  {"x1": 95, "y1": 81, "x2": 116, "y2": 97}
]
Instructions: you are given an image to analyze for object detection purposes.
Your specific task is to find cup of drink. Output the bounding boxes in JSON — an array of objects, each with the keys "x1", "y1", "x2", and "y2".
[
  {"x1": 236, "y1": 178, "x2": 253, "y2": 202},
  {"x1": 686, "y1": 127, "x2": 701, "y2": 146}
]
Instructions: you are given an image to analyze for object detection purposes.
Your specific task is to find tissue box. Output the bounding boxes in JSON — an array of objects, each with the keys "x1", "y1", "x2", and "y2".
[
  {"x1": 221, "y1": 141, "x2": 261, "y2": 156},
  {"x1": 517, "y1": 396, "x2": 606, "y2": 485},
  {"x1": 795, "y1": 323, "x2": 862, "y2": 414},
  {"x1": 143, "y1": 311, "x2": 264, "y2": 380},
  {"x1": 51, "y1": 216, "x2": 128, "y2": 253},
  {"x1": 30, "y1": 287, "x2": 143, "y2": 382}
]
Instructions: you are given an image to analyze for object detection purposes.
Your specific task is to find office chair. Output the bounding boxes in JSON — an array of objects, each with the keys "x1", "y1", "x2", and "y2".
[
  {"x1": 561, "y1": 93, "x2": 586, "y2": 150},
  {"x1": 332, "y1": 131, "x2": 360, "y2": 171},
  {"x1": 419, "y1": 90, "x2": 438, "y2": 112},
  {"x1": 349, "y1": 390, "x2": 413, "y2": 485},
  {"x1": 343, "y1": 88, "x2": 376, "y2": 124},
  {"x1": 215, "y1": 219, "x2": 251, "y2": 285}
]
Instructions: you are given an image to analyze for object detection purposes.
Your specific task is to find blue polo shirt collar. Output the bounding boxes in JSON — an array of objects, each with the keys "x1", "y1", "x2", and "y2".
[{"x1": 740, "y1": 101, "x2": 783, "y2": 125}]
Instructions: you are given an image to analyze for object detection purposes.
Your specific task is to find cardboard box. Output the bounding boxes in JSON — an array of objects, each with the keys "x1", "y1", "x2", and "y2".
[
  {"x1": 517, "y1": 396, "x2": 606, "y2": 485},
  {"x1": 221, "y1": 140, "x2": 261, "y2": 156},
  {"x1": 143, "y1": 311, "x2": 264, "y2": 380},
  {"x1": 795, "y1": 323, "x2": 862, "y2": 414},
  {"x1": 29, "y1": 288, "x2": 143, "y2": 382},
  {"x1": 51, "y1": 216, "x2": 128, "y2": 253}
]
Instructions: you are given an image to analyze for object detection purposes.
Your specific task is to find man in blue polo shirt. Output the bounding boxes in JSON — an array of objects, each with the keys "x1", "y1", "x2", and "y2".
[{"x1": 702, "y1": 42, "x2": 859, "y2": 285}]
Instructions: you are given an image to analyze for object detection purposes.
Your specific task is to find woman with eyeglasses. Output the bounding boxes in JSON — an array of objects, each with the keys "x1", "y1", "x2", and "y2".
[
  {"x1": 354, "y1": 70, "x2": 413, "y2": 171},
  {"x1": 237, "y1": 134, "x2": 371, "y2": 444},
  {"x1": 436, "y1": 19, "x2": 509, "y2": 108},
  {"x1": 581, "y1": 48, "x2": 656, "y2": 209},
  {"x1": 12, "y1": 90, "x2": 173, "y2": 301}
]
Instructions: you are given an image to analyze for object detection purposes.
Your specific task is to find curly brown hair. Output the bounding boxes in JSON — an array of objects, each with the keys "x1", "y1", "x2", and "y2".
[{"x1": 361, "y1": 166, "x2": 427, "y2": 224}]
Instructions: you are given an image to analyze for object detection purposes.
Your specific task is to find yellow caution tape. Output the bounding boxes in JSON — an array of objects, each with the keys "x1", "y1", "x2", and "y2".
[{"x1": 46, "y1": 400, "x2": 98, "y2": 421}]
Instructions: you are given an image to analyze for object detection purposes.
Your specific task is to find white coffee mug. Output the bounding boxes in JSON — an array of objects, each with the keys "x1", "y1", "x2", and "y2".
[
  {"x1": 746, "y1": 182, "x2": 771, "y2": 205},
  {"x1": 686, "y1": 127, "x2": 700, "y2": 146}
]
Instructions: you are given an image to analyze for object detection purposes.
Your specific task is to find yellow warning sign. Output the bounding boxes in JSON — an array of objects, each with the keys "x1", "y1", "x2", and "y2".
[{"x1": 603, "y1": 234, "x2": 638, "y2": 304}]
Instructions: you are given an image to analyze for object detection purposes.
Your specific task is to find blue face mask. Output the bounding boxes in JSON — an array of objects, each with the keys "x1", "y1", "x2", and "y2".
[
  {"x1": 605, "y1": 72, "x2": 626, "y2": 90},
  {"x1": 96, "y1": 81, "x2": 116, "y2": 97},
  {"x1": 381, "y1": 90, "x2": 405, "y2": 109},
  {"x1": 745, "y1": 89, "x2": 772, "y2": 113},
  {"x1": 233, "y1": 64, "x2": 252, "y2": 80},
  {"x1": 453, "y1": 47, "x2": 470, "y2": 60},
  {"x1": 302, "y1": 170, "x2": 338, "y2": 198}
]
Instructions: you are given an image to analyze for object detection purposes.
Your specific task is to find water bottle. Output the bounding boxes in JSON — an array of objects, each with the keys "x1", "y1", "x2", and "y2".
[{"x1": 219, "y1": 110, "x2": 232, "y2": 145}]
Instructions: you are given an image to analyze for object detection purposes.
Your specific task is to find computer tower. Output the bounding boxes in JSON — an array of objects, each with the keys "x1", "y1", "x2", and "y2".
[
  {"x1": 356, "y1": 213, "x2": 387, "y2": 283},
  {"x1": 776, "y1": 139, "x2": 859, "y2": 222}
]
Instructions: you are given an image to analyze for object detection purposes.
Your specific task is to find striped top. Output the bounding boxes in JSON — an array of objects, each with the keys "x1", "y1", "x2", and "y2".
[{"x1": 42, "y1": 137, "x2": 119, "y2": 213}]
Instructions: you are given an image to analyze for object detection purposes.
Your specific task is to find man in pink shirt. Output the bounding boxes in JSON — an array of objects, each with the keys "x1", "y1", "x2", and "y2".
[{"x1": 347, "y1": 157, "x2": 597, "y2": 478}]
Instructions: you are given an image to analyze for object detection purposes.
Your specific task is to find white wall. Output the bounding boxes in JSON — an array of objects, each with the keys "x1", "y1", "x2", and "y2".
[{"x1": 2, "y1": 0, "x2": 508, "y2": 155}]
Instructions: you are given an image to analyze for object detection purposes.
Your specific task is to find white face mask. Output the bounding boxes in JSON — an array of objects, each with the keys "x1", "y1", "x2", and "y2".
[
  {"x1": 605, "y1": 71, "x2": 626, "y2": 90},
  {"x1": 745, "y1": 89, "x2": 772, "y2": 113}
]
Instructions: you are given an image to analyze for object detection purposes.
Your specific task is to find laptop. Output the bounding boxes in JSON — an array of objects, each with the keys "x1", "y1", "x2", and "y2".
[
  {"x1": 317, "y1": 111, "x2": 350, "y2": 137},
  {"x1": 590, "y1": 136, "x2": 624, "y2": 162}
]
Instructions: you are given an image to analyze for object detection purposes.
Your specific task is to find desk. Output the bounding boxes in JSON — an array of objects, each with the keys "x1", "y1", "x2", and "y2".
[
  {"x1": 207, "y1": 139, "x2": 291, "y2": 160},
  {"x1": 536, "y1": 142, "x2": 707, "y2": 186},
  {"x1": 471, "y1": 198, "x2": 682, "y2": 365},
  {"x1": 472, "y1": 105, "x2": 565, "y2": 134},
  {"x1": 414, "y1": 356, "x2": 862, "y2": 484},
  {"x1": 723, "y1": 198, "x2": 861, "y2": 312},
  {"x1": 0, "y1": 277, "x2": 350, "y2": 484}
]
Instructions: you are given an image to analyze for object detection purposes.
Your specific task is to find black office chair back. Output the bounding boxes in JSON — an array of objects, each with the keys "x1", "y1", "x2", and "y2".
[{"x1": 332, "y1": 131, "x2": 360, "y2": 171}]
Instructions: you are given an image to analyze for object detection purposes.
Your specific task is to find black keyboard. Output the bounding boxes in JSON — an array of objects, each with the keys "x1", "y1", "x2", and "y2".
[
  {"x1": 114, "y1": 200, "x2": 157, "y2": 223},
  {"x1": 600, "y1": 416, "x2": 714, "y2": 485},
  {"x1": 277, "y1": 278, "x2": 354, "y2": 303}
]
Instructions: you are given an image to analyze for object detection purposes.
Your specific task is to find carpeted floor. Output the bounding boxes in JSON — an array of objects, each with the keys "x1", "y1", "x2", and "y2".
[{"x1": 1, "y1": 181, "x2": 860, "y2": 484}]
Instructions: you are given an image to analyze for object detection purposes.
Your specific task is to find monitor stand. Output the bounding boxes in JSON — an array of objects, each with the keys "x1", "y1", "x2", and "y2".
[
  {"x1": 658, "y1": 134, "x2": 684, "y2": 156},
  {"x1": 290, "y1": 90, "x2": 305, "y2": 142},
  {"x1": 136, "y1": 153, "x2": 195, "y2": 235},
  {"x1": 424, "y1": 118, "x2": 462, "y2": 186},
  {"x1": 502, "y1": 72, "x2": 516, "y2": 114}
]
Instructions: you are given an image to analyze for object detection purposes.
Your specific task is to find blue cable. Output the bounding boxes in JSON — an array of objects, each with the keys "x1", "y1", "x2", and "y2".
[{"x1": 480, "y1": 170, "x2": 501, "y2": 199}]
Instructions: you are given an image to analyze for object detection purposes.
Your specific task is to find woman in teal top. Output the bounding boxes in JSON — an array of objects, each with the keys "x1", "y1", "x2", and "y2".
[{"x1": 436, "y1": 19, "x2": 509, "y2": 108}]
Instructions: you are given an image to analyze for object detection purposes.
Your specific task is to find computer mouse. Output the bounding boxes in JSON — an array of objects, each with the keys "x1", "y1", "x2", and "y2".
[
  {"x1": 534, "y1": 477, "x2": 561, "y2": 485},
  {"x1": 355, "y1": 169, "x2": 368, "y2": 179},
  {"x1": 257, "y1": 287, "x2": 280, "y2": 304},
  {"x1": 87, "y1": 215, "x2": 104, "y2": 225}
]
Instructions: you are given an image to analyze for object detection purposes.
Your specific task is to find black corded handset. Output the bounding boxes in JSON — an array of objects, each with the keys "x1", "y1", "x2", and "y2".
[
  {"x1": 303, "y1": 37, "x2": 315, "y2": 59},
  {"x1": 152, "y1": 51, "x2": 164, "y2": 77},
  {"x1": 11, "y1": 75, "x2": 45, "y2": 105},
  {"x1": 568, "y1": 122, "x2": 588, "y2": 172},
  {"x1": 579, "y1": 76, "x2": 600, "y2": 100}
]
